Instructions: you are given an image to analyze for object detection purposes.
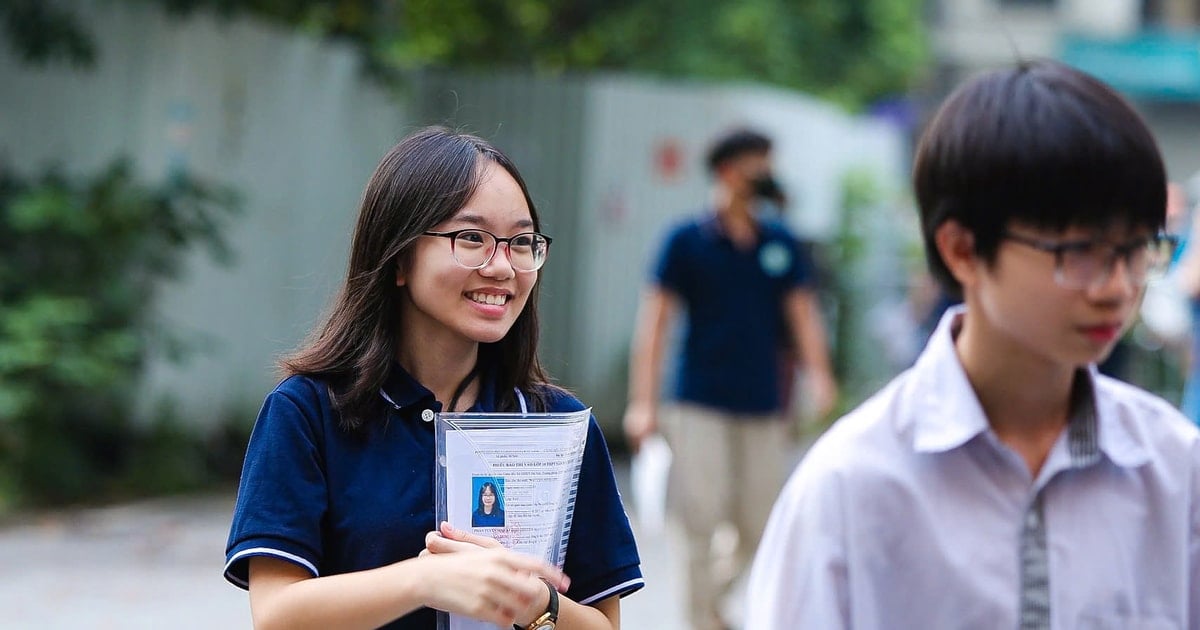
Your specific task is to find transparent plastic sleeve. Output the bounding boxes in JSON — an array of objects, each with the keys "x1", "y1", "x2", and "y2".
[{"x1": 434, "y1": 409, "x2": 591, "y2": 630}]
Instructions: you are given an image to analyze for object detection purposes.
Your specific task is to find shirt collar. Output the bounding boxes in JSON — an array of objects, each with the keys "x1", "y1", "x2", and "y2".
[
  {"x1": 379, "y1": 362, "x2": 499, "y2": 416},
  {"x1": 1090, "y1": 365, "x2": 1154, "y2": 468},
  {"x1": 379, "y1": 363, "x2": 436, "y2": 412},
  {"x1": 908, "y1": 306, "x2": 1150, "y2": 468},
  {"x1": 909, "y1": 306, "x2": 991, "y2": 453},
  {"x1": 699, "y1": 210, "x2": 764, "y2": 240}
]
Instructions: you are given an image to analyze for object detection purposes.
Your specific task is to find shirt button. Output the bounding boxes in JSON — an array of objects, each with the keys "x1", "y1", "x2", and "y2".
[{"x1": 421, "y1": 409, "x2": 435, "y2": 422}]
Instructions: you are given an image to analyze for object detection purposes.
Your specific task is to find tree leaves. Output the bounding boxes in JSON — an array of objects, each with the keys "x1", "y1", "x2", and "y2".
[
  {"x1": 0, "y1": 160, "x2": 239, "y2": 505},
  {"x1": 1, "y1": 0, "x2": 927, "y2": 108}
]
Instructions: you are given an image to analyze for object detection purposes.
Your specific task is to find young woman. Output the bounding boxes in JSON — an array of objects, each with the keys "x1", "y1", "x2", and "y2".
[{"x1": 225, "y1": 127, "x2": 643, "y2": 630}]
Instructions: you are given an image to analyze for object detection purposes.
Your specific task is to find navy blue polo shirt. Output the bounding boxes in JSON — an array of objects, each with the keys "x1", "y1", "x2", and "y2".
[
  {"x1": 654, "y1": 213, "x2": 813, "y2": 414},
  {"x1": 225, "y1": 367, "x2": 643, "y2": 628}
]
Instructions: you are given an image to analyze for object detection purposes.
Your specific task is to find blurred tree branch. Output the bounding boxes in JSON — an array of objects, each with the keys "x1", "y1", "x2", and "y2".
[
  {"x1": 2, "y1": 0, "x2": 926, "y2": 108},
  {"x1": 0, "y1": 0, "x2": 97, "y2": 67}
]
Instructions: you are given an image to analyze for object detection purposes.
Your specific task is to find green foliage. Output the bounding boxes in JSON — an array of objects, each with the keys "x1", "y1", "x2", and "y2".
[
  {"x1": 827, "y1": 168, "x2": 882, "y2": 411},
  {"x1": 386, "y1": 0, "x2": 928, "y2": 108},
  {"x1": 0, "y1": 160, "x2": 239, "y2": 507},
  {"x1": 2, "y1": 0, "x2": 927, "y2": 109},
  {"x1": 0, "y1": 0, "x2": 97, "y2": 67}
]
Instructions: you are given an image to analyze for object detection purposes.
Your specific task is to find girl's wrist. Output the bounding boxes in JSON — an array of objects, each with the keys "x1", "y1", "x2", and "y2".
[
  {"x1": 514, "y1": 576, "x2": 552, "y2": 627},
  {"x1": 391, "y1": 557, "x2": 429, "y2": 610}
]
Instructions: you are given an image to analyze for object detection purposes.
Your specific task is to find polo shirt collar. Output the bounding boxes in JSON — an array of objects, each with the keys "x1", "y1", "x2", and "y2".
[
  {"x1": 379, "y1": 361, "x2": 499, "y2": 415},
  {"x1": 471, "y1": 368, "x2": 499, "y2": 411},
  {"x1": 699, "y1": 210, "x2": 763, "y2": 240},
  {"x1": 908, "y1": 306, "x2": 1150, "y2": 469},
  {"x1": 380, "y1": 363, "x2": 437, "y2": 412}
]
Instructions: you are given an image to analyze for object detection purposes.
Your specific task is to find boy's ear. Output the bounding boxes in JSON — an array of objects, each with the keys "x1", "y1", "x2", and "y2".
[{"x1": 934, "y1": 220, "x2": 979, "y2": 288}]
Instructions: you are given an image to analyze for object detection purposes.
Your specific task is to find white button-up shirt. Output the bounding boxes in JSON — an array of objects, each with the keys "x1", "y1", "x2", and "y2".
[{"x1": 747, "y1": 308, "x2": 1200, "y2": 629}]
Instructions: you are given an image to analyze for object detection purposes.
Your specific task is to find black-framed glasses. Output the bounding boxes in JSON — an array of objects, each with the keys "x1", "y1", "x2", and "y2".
[
  {"x1": 422, "y1": 228, "x2": 552, "y2": 272},
  {"x1": 1001, "y1": 231, "x2": 1178, "y2": 290}
]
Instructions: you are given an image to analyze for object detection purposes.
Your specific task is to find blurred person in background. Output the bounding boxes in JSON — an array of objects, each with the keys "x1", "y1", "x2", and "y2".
[
  {"x1": 623, "y1": 128, "x2": 837, "y2": 630},
  {"x1": 1172, "y1": 174, "x2": 1200, "y2": 426},
  {"x1": 225, "y1": 127, "x2": 642, "y2": 630},
  {"x1": 747, "y1": 60, "x2": 1200, "y2": 628}
]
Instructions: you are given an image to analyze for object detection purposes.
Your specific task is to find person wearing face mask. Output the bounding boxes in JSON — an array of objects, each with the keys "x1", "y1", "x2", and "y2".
[{"x1": 623, "y1": 127, "x2": 837, "y2": 630}]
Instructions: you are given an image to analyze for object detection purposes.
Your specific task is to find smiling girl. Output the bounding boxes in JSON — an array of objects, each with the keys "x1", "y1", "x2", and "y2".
[{"x1": 224, "y1": 127, "x2": 643, "y2": 630}]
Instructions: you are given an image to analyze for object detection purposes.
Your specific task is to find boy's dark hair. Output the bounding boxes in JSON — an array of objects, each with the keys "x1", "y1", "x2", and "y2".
[
  {"x1": 912, "y1": 59, "x2": 1167, "y2": 297},
  {"x1": 707, "y1": 128, "x2": 772, "y2": 173}
]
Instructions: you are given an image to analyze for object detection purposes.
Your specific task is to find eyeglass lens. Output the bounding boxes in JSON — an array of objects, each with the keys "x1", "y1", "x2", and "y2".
[
  {"x1": 1058, "y1": 238, "x2": 1172, "y2": 288},
  {"x1": 451, "y1": 230, "x2": 548, "y2": 271}
]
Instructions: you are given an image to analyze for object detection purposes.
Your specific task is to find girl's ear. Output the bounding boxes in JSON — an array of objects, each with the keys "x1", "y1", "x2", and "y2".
[
  {"x1": 395, "y1": 260, "x2": 406, "y2": 287},
  {"x1": 934, "y1": 220, "x2": 979, "y2": 289}
]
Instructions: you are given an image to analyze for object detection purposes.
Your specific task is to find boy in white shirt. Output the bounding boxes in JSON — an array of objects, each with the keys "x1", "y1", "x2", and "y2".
[{"x1": 746, "y1": 59, "x2": 1200, "y2": 629}]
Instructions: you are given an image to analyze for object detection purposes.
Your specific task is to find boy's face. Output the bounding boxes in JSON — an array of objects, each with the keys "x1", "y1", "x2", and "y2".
[
  {"x1": 964, "y1": 222, "x2": 1149, "y2": 369},
  {"x1": 717, "y1": 152, "x2": 772, "y2": 200}
]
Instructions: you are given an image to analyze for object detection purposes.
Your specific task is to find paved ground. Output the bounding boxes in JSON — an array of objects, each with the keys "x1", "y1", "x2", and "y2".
[
  {"x1": 0, "y1": 433, "x2": 824, "y2": 630},
  {"x1": 0, "y1": 461, "x2": 697, "y2": 630}
]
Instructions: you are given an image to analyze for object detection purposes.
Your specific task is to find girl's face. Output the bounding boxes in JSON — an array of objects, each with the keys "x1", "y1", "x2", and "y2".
[
  {"x1": 481, "y1": 486, "x2": 496, "y2": 509},
  {"x1": 398, "y1": 160, "x2": 539, "y2": 351}
]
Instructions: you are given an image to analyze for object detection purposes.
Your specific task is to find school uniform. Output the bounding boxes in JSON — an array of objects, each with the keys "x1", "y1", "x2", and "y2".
[
  {"x1": 225, "y1": 365, "x2": 643, "y2": 629},
  {"x1": 747, "y1": 306, "x2": 1200, "y2": 629},
  {"x1": 652, "y1": 212, "x2": 814, "y2": 630}
]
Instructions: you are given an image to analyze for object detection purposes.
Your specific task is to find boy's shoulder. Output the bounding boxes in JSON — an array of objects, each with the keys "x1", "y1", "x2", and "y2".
[
  {"x1": 796, "y1": 372, "x2": 922, "y2": 481},
  {"x1": 663, "y1": 215, "x2": 708, "y2": 240},
  {"x1": 1093, "y1": 373, "x2": 1200, "y2": 458},
  {"x1": 798, "y1": 368, "x2": 1200, "y2": 488}
]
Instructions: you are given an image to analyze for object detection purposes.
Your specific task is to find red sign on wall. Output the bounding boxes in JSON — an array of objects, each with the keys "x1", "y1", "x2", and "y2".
[{"x1": 653, "y1": 138, "x2": 685, "y2": 184}]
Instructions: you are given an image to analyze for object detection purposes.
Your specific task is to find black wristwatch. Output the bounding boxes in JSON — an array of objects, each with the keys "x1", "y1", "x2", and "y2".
[{"x1": 515, "y1": 578, "x2": 558, "y2": 630}]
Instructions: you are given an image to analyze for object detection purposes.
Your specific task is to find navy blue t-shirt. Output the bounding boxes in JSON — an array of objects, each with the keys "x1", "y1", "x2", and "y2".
[
  {"x1": 654, "y1": 214, "x2": 813, "y2": 413},
  {"x1": 225, "y1": 367, "x2": 643, "y2": 628}
]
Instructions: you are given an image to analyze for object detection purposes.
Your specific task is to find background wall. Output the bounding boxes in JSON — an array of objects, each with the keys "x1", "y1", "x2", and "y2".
[{"x1": 0, "y1": 1, "x2": 908, "y2": 433}]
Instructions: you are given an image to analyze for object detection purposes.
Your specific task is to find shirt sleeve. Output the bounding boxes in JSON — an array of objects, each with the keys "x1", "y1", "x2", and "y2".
[
  {"x1": 224, "y1": 378, "x2": 329, "y2": 589},
  {"x1": 651, "y1": 223, "x2": 690, "y2": 296},
  {"x1": 745, "y1": 452, "x2": 849, "y2": 629},
  {"x1": 785, "y1": 233, "x2": 816, "y2": 289},
  {"x1": 555, "y1": 401, "x2": 644, "y2": 604},
  {"x1": 1190, "y1": 439, "x2": 1200, "y2": 628}
]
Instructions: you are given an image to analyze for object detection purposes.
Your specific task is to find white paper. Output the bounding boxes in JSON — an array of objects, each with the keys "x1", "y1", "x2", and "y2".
[
  {"x1": 444, "y1": 426, "x2": 583, "y2": 560},
  {"x1": 435, "y1": 411, "x2": 590, "y2": 630},
  {"x1": 630, "y1": 433, "x2": 672, "y2": 536}
]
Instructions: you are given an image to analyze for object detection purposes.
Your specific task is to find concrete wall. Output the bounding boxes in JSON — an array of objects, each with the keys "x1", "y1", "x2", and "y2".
[
  {"x1": 0, "y1": 1, "x2": 409, "y2": 424},
  {"x1": 1, "y1": 2, "x2": 909, "y2": 431}
]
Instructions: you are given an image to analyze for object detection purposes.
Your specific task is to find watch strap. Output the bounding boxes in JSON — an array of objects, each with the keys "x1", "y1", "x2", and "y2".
[{"x1": 514, "y1": 578, "x2": 559, "y2": 630}]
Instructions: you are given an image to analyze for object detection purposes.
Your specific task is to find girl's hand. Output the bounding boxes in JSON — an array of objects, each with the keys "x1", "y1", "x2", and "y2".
[
  {"x1": 417, "y1": 522, "x2": 569, "y2": 626},
  {"x1": 424, "y1": 521, "x2": 504, "y2": 551}
]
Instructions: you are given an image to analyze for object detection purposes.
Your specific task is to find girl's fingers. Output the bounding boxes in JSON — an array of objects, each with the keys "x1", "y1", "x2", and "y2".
[
  {"x1": 424, "y1": 529, "x2": 480, "y2": 554},
  {"x1": 500, "y1": 554, "x2": 569, "y2": 592},
  {"x1": 423, "y1": 524, "x2": 571, "y2": 592},
  {"x1": 439, "y1": 521, "x2": 503, "y2": 548}
]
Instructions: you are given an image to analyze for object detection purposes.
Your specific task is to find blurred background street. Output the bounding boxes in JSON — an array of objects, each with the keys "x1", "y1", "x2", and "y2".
[
  {"x1": 0, "y1": 458, "x2": 707, "y2": 630},
  {"x1": 3, "y1": 0, "x2": 1200, "y2": 628}
]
